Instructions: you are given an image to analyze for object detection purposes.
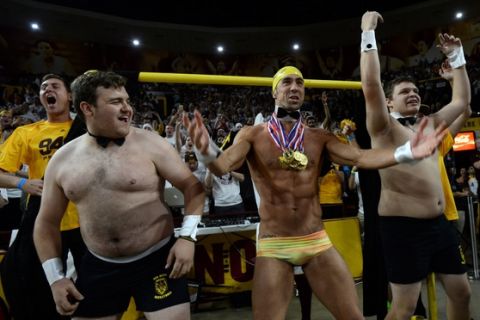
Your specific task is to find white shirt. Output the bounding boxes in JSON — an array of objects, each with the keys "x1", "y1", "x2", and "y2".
[
  {"x1": 210, "y1": 172, "x2": 243, "y2": 207},
  {"x1": 468, "y1": 176, "x2": 478, "y2": 196}
]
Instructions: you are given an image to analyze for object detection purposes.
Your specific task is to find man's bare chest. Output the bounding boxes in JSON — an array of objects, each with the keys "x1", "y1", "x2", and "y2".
[{"x1": 60, "y1": 154, "x2": 159, "y2": 201}]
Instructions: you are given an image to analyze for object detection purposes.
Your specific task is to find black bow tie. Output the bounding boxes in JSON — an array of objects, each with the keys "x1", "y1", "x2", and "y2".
[
  {"x1": 397, "y1": 116, "x2": 417, "y2": 126},
  {"x1": 276, "y1": 108, "x2": 301, "y2": 120},
  {"x1": 87, "y1": 131, "x2": 125, "y2": 148}
]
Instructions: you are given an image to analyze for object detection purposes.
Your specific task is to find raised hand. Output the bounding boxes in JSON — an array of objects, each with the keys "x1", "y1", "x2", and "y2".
[
  {"x1": 410, "y1": 117, "x2": 447, "y2": 159},
  {"x1": 321, "y1": 91, "x2": 328, "y2": 106},
  {"x1": 437, "y1": 33, "x2": 462, "y2": 56},
  {"x1": 361, "y1": 11, "x2": 383, "y2": 31},
  {"x1": 182, "y1": 110, "x2": 211, "y2": 155}
]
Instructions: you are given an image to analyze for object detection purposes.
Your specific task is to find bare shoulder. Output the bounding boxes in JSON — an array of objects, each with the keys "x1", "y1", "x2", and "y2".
[
  {"x1": 307, "y1": 127, "x2": 336, "y2": 141},
  {"x1": 235, "y1": 124, "x2": 265, "y2": 142},
  {"x1": 132, "y1": 127, "x2": 167, "y2": 146},
  {"x1": 47, "y1": 135, "x2": 85, "y2": 171},
  {"x1": 53, "y1": 135, "x2": 84, "y2": 160},
  {"x1": 131, "y1": 127, "x2": 177, "y2": 155}
]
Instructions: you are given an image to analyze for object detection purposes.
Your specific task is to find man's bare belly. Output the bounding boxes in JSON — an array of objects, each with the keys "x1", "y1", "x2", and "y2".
[
  {"x1": 378, "y1": 189, "x2": 444, "y2": 219},
  {"x1": 257, "y1": 202, "x2": 324, "y2": 238},
  {"x1": 377, "y1": 160, "x2": 444, "y2": 219},
  {"x1": 80, "y1": 206, "x2": 173, "y2": 258}
]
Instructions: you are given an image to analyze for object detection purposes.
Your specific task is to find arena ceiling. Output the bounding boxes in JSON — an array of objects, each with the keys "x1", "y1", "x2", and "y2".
[
  {"x1": 32, "y1": 0, "x2": 428, "y2": 28},
  {"x1": 1, "y1": 0, "x2": 479, "y2": 54}
]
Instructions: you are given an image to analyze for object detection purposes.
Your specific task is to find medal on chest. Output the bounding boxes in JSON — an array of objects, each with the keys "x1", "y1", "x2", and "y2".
[{"x1": 268, "y1": 113, "x2": 308, "y2": 171}]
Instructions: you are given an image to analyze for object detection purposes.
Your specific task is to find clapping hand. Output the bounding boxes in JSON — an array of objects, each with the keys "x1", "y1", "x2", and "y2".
[
  {"x1": 183, "y1": 110, "x2": 211, "y2": 155},
  {"x1": 410, "y1": 117, "x2": 447, "y2": 159}
]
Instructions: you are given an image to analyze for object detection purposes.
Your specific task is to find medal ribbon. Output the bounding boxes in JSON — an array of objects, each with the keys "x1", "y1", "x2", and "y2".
[{"x1": 267, "y1": 112, "x2": 305, "y2": 152}]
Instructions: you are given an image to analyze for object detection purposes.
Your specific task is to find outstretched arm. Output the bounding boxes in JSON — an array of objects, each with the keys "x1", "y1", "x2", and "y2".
[
  {"x1": 183, "y1": 111, "x2": 251, "y2": 176},
  {"x1": 327, "y1": 117, "x2": 447, "y2": 169},
  {"x1": 360, "y1": 11, "x2": 389, "y2": 136}
]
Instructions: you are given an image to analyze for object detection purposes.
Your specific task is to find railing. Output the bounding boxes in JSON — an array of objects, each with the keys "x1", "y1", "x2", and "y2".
[{"x1": 466, "y1": 195, "x2": 479, "y2": 279}]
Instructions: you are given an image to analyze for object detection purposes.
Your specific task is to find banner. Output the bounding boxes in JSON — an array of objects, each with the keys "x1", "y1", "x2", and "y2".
[
  {"x1": 191, "y1": 231, "x2": 256, "y2": 294},
  {"x1": 190, "y1": 217, "x2": 363, "y2": 294}
]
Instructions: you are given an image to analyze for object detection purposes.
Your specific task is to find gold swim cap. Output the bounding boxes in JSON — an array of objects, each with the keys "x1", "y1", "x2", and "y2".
[{"x1": 272, "y1": 66, "x2": 303, "y2": 95}]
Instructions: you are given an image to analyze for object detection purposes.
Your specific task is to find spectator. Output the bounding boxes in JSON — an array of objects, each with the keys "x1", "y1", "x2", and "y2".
[{"x1": 205, "y1": 170, "x2": 245, "y2": 215}]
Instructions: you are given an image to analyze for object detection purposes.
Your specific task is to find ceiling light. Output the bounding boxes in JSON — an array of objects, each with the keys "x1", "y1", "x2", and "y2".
[
  {"x1": 30, "y1": 22, "x2": 40, "y2": 30},
  {"x1": 217, "y1": 45, "x2": 224, "y2": 53},
  {"x1": 293, "y1": 43, "x2": 300, "y2": 51},
  {"x1": 455, "y1": 12, "x2": 463, "y2": 19},
  {"x1": 132, "y1": 39, "x2": 140, "y2": 46}
]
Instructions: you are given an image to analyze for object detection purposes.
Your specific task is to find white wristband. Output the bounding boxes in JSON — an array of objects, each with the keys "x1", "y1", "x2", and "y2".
[
  {"x1": 42, "y1": 257, "x2": 65, "y2": 285},
  {"x1": 194, "y1": 139, "x2": 221, "y2": 165},
  {"x1": 447, "y1": 46, "x2": 466, "y2": 69},
  {"x1": 179, "y1": 214, "x2": 201, "y2": 241},
  {"x1": 394, "y1": 141, "x2": 415, "y2": 163},
  {"x1": 361, "y1": 30, "x2": 377, "y2": 52}
]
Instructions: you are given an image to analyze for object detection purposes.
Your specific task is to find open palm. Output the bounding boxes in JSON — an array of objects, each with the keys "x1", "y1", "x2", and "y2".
[
  {"x1": 183, "y1": 111, "x2": 211, "y2": 155},
  {"x1": 410, "y1": 117, "x2": 447, "y2": 159}
]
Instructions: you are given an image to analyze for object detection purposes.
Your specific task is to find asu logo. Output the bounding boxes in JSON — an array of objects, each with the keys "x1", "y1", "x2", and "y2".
[{"x1": 153, "y1": 274, "x2": 172, "y2": 300}]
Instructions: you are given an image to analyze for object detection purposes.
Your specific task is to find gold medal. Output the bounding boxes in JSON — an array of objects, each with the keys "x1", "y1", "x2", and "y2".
[
  {"x1": 278, "y1": 150, "x2": 308, "y2": 170},
  {"x1": 279, "y1": 151, "x2": 292, "y2": 169},
  {"x1": 293, "y1": 151, "x2": 308, "y2": 168}
]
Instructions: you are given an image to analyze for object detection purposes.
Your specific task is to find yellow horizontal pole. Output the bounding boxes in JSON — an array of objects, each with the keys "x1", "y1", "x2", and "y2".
[{"x1": 138, "y1": 72, "x2": 361, "y2": 90}]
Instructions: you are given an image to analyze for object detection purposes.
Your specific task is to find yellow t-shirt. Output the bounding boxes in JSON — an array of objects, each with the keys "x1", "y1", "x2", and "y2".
[
  {"x1": 0, "y1": 120, "x2": 79, "y2": 231},
  {"x1": 439, "y1": 132, "x2": 458, "y2": 220},
  {"x1": 319, "y1": 167, "x2": 343, "y2": 204}
]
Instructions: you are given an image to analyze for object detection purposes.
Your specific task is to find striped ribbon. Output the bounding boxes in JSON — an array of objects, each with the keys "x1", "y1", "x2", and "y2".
[{"x1": 267, "y1": 112, "x2": 305, "y2": 152}]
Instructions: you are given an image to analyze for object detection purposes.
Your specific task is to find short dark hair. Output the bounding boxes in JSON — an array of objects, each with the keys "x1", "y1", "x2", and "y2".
[
  {"x1": 71, "y1": 70, "x2": 127, "y2": 120},
  {"x1": 41, "y1": 74, "x2": 70, "y2": 92},
  {"x1": 184, "y1": 151, "x2": 197, "y2": 162},
  {"x1": 384, "y1": 75, "x2": 416, "y2": 99}
]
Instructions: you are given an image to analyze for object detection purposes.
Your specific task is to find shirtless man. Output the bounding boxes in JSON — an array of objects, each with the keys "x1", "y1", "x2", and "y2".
[
  {"x1": 184, "y1": 66, "x2": 446, "y2": 320},
  {"x1": 33, "y1": 71, "x2": 205, "y2": 320},
  {"x1": 360, "y1": 11, "x2": 471, "y2": 320}
]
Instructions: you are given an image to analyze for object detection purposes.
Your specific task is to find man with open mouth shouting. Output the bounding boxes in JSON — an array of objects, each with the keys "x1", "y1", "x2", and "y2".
[{"x1": 0, "y1": 73, "x2": 85, "y2": 320}]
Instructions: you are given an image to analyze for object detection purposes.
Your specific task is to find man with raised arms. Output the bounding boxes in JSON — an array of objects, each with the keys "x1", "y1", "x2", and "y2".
[
  {"x1": 360, "y1": 11, "x2": 471, "y2": 320},
  {"x1": 184, "y1": 66, "x2": 446, "y2": 320}
]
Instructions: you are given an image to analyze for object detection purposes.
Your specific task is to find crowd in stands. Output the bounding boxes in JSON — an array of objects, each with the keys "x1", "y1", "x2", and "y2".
[{"x1": 0, "y1": 51, "x2": 480, "y2": 219}]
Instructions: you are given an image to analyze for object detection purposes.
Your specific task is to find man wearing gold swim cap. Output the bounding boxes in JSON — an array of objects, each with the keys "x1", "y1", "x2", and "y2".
[{"x1": 184, "y1": 66, "x2": 446, "y2": 320}]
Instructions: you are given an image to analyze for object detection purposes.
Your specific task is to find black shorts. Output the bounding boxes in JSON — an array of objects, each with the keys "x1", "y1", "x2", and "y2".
[
  {"x1": 379, "y1": 215, "x2": 467, "y2": 284},
  {"x1": 0, "y1": 197, "x2": 23, "y2": 231},
  {"x1": 74, "y1": 236, "x2": 190, "y2": 317}
]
